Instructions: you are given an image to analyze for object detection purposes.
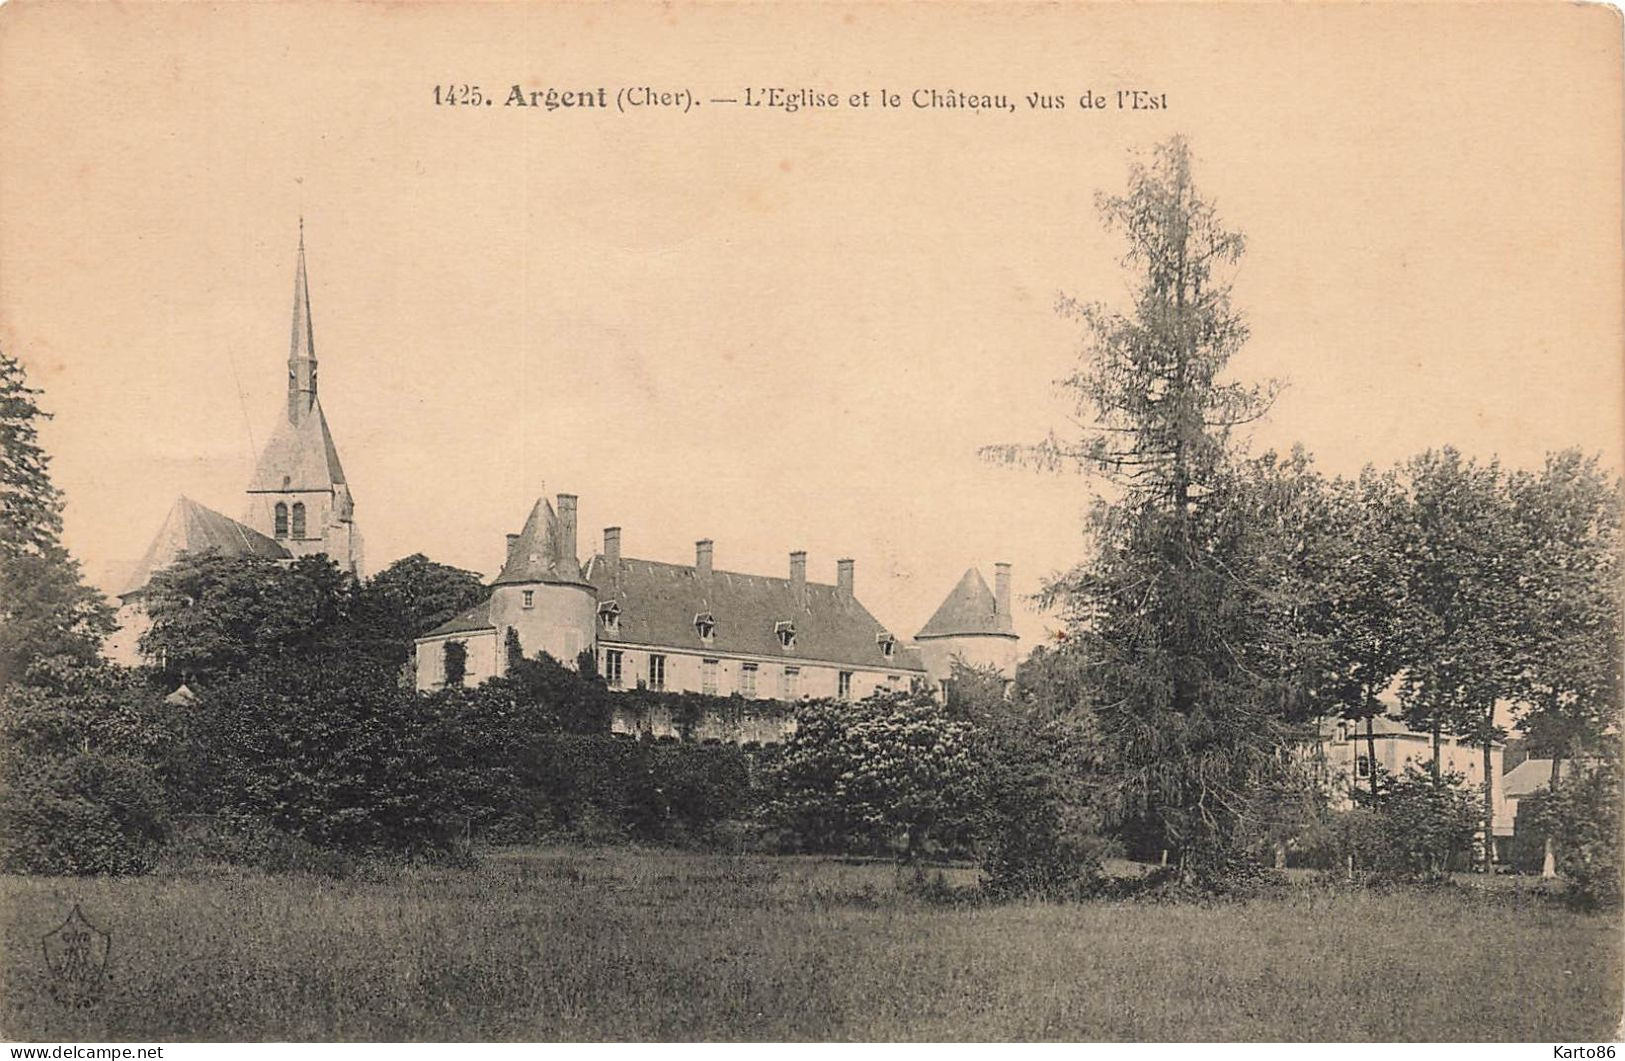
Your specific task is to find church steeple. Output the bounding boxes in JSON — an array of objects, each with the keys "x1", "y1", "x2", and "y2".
[
  {"x1": 287, "y1": 220, "x2": 318, "y2": 423},
  {"x1": 239, "y1": 221, "x2": 361, "y2": 576}
]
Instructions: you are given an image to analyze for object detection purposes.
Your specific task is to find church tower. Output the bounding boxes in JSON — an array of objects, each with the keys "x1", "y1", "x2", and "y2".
[{"x1": 241, "y1": 225, "x2": 363, "y2": 576}]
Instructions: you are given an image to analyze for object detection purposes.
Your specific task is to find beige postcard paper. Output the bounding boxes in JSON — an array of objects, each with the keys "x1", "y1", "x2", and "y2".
[{"x1": 0, "y1": 0, "x2": 1621, "y2": 1044}]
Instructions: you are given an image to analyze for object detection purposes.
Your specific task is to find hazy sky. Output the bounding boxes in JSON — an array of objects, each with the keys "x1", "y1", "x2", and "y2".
[{"x1": 2, "y1": 2, "x2": 1619, "y2": 648}]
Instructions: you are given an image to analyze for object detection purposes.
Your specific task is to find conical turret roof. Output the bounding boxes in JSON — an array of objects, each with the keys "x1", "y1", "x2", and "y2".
[
  {"x1": 492, "y1": 497, "x2": 585, "y2": 586},
  {"x1": 916, "y1": 567, "x2": 1016, "y2": 639}
]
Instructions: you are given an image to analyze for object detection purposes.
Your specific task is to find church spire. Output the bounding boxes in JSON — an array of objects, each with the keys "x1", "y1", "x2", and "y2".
[{"x1": 287, "y1": 219, "x2": 318, "y2": 423}]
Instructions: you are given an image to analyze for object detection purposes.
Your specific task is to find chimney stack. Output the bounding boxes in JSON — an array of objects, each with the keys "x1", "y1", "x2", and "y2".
[
  {"x1": 696, "y1": 539, "x2": 714, "y2": 576},
  {"x1": 836, "y1": 558, "x2": 855, "y2": 596},
  {"x1": 556, "y1": 494, "x2": 578, "y2": 562},
  {"x1": 604, "y1": 526, "x2": 621, "y2": 562},
  {"x1": 505, "y1": 533, "x2": 520, "y2": 563},
  {"x1": 994, "y1": 562, "x2": 1012, "y2": 617},
  {"x1": 789, "y1": 550, "x2": 807, "y2": 592}
]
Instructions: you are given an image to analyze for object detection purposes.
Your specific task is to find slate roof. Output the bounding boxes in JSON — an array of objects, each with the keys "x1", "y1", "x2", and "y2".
[
  {"x1": 1329, "y1": 714, "x2": 1426, "y2": 738},
  {"x1": 586, "y1": 554, "x2": 924, "y2": 672},
  {"x1": 492, "y1": 497, "x2": 587, "y2": 587},
  {"x1": 424, "y1": 597, "x2": 495, "y2": 637},
  {"x1": 290, "y1": 227, "x2": 316, "y2": 365},
  {"x1": 916, "y1": 567, "x2": 1016, "y2": 639},
  {"x1": 120, "y1": 496, "x2": 290, "y2": 598},
  {"x1": 1502, "y1": 759, "x2": 1574, "y2": 799},
  {"x1": 246, "y1": 398, "x2": 349, "y2": 493},
  {"x1": 1322, "y1": 713, "x2": 1507, "y2": 746}
]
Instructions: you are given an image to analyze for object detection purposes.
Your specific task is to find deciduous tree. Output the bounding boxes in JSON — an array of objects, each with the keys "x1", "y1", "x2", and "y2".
[
  {"x1": 1394, "y1": 448, "x2": 1525, "y2": 867},
  {"x1": 0, "y1": 350, "x2": 162, "y2": 874},
  {"x1": 139, "y1": 552, "x2": 356, "y2": 684},
  {"x1": 1510, "y1": 451, "x2": 1620, "y2": 778},
  {"x1": 355, "y1": 553, "x2": 488, "y2": 667}
]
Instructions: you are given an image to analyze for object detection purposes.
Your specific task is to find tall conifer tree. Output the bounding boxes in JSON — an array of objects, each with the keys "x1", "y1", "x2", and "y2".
[{"x1": 985, "y1": 138, "x2": 1295, "y2": 878}]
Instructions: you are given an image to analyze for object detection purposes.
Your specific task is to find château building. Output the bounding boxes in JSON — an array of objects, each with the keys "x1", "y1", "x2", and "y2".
[{"x1": 412, "y1": 494, "x2": 1012, "y2": 700}]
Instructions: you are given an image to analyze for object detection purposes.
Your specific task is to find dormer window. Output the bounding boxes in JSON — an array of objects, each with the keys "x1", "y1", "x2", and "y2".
[
  {"x1": 876, "y1": 632, "x2": 897, "y2": 658},
  {"x1": 774, "y1": 620, "x2": 797, "y2": 648},
  {"x1": 694, "y1": 612, "x2": 716, "y2": 641},
  {"x1": 598, "y1": 601, "x2": 621, "y2": 634}
]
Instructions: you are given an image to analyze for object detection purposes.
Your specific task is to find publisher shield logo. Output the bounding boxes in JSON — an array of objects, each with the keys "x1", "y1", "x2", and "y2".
[{"x1": 41, "y1": 904, "x2": 110, "y2": 1007}]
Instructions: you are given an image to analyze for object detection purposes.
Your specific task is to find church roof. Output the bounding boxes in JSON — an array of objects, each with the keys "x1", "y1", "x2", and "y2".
[
  {"x1": 247, "y1": 227, "x2": 347, "y2": 495},
  {"x1": 916, "y1": 567, "x2": 1016, "y2": 639},
  {"x1": 582, "y1": 554, "x2": 925, "y2": 672},
  {"x1": 245, "y1": 397, "x2": 349, "y2": 493},
  {"x1": 290, "y1": 225, "x2": 316, "y2": 365},
  {"x1": 491, "y1": 498, "x2": 585, "y2": 587},
  {"x1": 120, "y1": 496, "x2": 290, "y2": 598}
]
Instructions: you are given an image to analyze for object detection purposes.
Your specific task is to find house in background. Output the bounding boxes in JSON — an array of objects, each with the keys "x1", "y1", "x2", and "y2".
[
  {"x1": 1314, "y1": 713, "x2": 1511, "y2": 836},
  {"x1": 1501, "y1": 758, "x2": 1581, "y2": 835}
]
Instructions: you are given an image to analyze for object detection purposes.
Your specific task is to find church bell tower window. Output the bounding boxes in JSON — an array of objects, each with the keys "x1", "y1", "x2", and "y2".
[
  {"x1": 274, "y1": 502, "x2": 289, "y2": 539},
  {"x1": 291, "y1": 502, "x2": 306, "y2": 539}
]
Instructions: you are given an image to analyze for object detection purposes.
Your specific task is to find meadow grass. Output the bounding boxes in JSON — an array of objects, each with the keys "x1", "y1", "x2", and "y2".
[{"x1": 2, "y1": 847, "x2": 1618, "y2": 1042}]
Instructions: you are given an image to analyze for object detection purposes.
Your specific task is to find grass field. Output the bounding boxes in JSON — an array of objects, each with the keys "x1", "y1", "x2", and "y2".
[{"x1": 2, "y1": 847, "x2": 1619, "y2": 1041}]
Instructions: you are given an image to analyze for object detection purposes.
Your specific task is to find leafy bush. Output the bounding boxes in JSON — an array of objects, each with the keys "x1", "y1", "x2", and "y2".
[
  {"x1": 0, "y1": 751, "x2": 168, "y2": 875},
  {"x1": 159, "y1": 811, "x2": 362, "y2": 877},
  {"x1": 0, "y1": 658, "x2": 175, "y2": 876},
  {"x1": 1309, "y1": 766, "x2": 1479, "y2": 881},
  {"x1": 768, "y1": 691, "x2": 977, "y2": 859},
  {"x1": 974, "y1": 714, "x2": 1106, "y2": 899},
  {"x1": 468, "y1": 730, "x2": 768, "y2": 848},
  {"x1": 173, "y1": 652, "x2": 470, "y2": 858},
  {"x1": 1524, "y1": 758, "x2": 1621, "y2": 908}
]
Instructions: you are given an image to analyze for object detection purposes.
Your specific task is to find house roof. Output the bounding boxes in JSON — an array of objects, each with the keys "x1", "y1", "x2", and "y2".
[
  {"x1": 424, "y1": 597, "x2": 495, "y2": 637},
  {"x1": 1502, "y1": 758, "x2": 1574, "y2": 799},
  {"x1": 245, "y1": 397, "x2": 349, "y2": 493},
  {"x1": 1328, "y1": 714, "x2": 1420, "y2": 738},
  {"x1": 491, "y1": 498, "x2": 586, "y2": 587},
  {"x1": 120, "y1": 496, "x2": 290, "y2": 598},
  {"x1": 584, "y1": 554, "x2": 925, "y2": 672},
  {"x1": 916, "y1": 567, "x2": 1016, "y2": 639},
  {"x1": 1320, "y1": 713, "x2": 1507, "y2": 747}
]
